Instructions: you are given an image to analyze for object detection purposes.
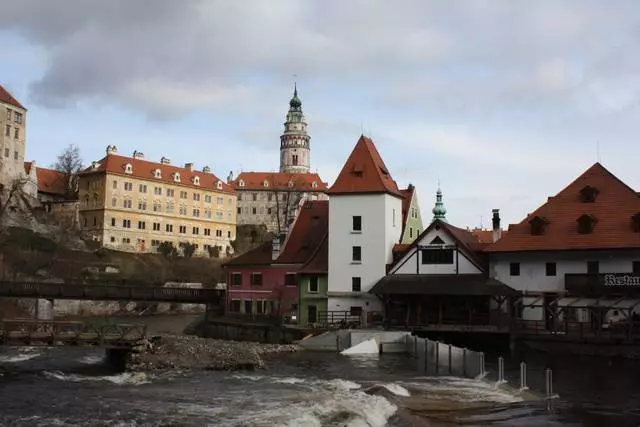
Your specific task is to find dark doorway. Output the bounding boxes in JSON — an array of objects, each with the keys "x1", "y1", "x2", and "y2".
[
  {"x1": 308, "y1": 305, "x2": 317, "y2": 323},
  {"x1": 244, "y1": 300, "x2": 253, "y2": 315}
]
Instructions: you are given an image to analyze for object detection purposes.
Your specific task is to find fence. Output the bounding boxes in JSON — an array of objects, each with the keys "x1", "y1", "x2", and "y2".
[{"x1": 404, "y1": 335, "x2": 485, "y2": 378}]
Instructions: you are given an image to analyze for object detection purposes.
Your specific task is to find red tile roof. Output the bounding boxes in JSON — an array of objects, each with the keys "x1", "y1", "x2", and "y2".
[
  {"x1": 328, "y1": 135, "x2": 402, "y2": 197},
  {"x1": 487, "y1": 163, "x2": 640, "y2": 253},
  {"x1": 36, "y1": 167, "x2": 67, "y2": 196},
  {"x1": 81, "y1": 153, "x2": 234, "y2": 194},
  {"x1": 23, "y1": 162, "x2": 33, "y2": 175},
  {"x1": 298, "y1": 233, "x2": 328, "y2": 274},
  {"x1": 0, "y1": 84, "x2": 25, "y2": 110},
  {"x1": 470, "y1": 228, "x2": 508, "y2": 244},
  {"x1": 275, "y1": 200, "x2": 329, "y2": 264},
  {"x1": 232, "y1": 172, "x2": 327, "y2": 192},
  {"x1": 399, "y1": 184, "x2": 415, "y2": 237},
  {"x1": 223, "y1": 241, "x2": 274, "y2": 267}
]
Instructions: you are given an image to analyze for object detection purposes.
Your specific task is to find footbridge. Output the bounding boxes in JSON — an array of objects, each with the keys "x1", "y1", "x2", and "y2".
[{"x1": 0, "y1": 281, "x2": 223, "y2": 304}]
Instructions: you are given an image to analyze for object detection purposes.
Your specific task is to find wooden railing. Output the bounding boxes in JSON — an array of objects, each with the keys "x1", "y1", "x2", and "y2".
[
  {"x1": 0, "y1": 320, "x2": 146, "y2": 347},
  {"x1": 516, "y1": 320, "x2": 640, "y2": 343},
  {"x1": 0, "y1": 281, "x2": 223, "y2": 303}
]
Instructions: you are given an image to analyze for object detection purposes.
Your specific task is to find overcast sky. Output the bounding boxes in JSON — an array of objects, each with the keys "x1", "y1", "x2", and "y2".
[{"x1": 1, "y1": 0, "x2": 639, "y2": 228}]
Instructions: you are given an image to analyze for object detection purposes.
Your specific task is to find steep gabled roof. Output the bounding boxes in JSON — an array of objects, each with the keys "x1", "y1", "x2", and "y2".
[
  {"x1": 222, "y1": 241, "x2": 273, "y2": 267},
  {"x1": 36, "y1": 167, "x2": 67, "y2": 196},
  {"x1": 232, "y1": 172, "x2": 327, "y2": 192},
  {"x1": 328, "y1": 135, "x2": 402, "y2": 197},
  {"x1": 0, "y1": 84, "x2": 25, "y2": 110},
  {"x1": 400, "y1": 184, "x2": 415, "y2": 237},
  {"x1": 487, "y1": 163, "x2": 640, "y2": 253},
  {"x1": 81, "y1": 153, "x2": 234, "y2": 194},
  {"x1": 388, "y1": 219, "x2": 487, "y2": 272},
  {"x1": 298, "y1": 232, "x2": 328, "y2": 274},
  {"x1": 275, "y1": 200, "x2": 328, "y2": 264}
]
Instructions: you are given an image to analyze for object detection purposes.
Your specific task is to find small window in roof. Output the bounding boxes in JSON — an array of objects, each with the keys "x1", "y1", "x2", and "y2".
[
  {"x1": 529, "y1": 216, "x2": 549, "y2": 235},
  {"x1": 193, "y1": 176, "x2": 200, "y2": 185},
  {"x1": 580, "y1": 185, "x2": 599, "y2": 203},
  {"x1": 263, "y1": 180, "x2": 269, "y2": 188},
  {"x1": 216, "y1": 181, "x2": 223, "y2": 190},
  {"x1": 238, "y1": 179, "x2": 245, "y2": 187},
  {"x1": 577, "y1": 214, "x2": 598, "y2": 234},
  {"x1": 154, "y1": 168, "x2": 162, "y2": 179},
  {"x1": 311, "y1": 181, "x2": 318, "y2": 188},
  {"x1": 124, "y1": 163, "x2": 133, "y2": 174},
  {"x1": 632, "y1": 213, "x2": 640, "y2": 232},
  {"x1": 174, "y1": 172, "x2": 181, "y2": 183},
  {"x1": 430, "y1": 236, "x2": 445, "y2": 245},
  {"x1": 288, "y1": 181, "x2": 294, "y2": 188}
]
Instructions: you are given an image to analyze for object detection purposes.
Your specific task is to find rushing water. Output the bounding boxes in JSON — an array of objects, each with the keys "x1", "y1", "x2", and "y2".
[{"x1": 0, "y1": 317, "x2": 639, "y2": 426}]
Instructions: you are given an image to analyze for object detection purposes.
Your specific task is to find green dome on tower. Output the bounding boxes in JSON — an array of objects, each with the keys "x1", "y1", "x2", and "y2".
[
  {"x1": 289, "y1": 84, "x2": 302, "y2": 109},
  {"x1": 432, "y1": 186, "x2": 447, "y2": 222}
]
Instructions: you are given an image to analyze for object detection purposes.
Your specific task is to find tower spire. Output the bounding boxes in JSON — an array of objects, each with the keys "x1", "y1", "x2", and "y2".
[
  {"x1": 432, "y1": 184, "x2": 447, "y2": 222},
  {"x1": 280, "y1": 84, "x2": 310, "y2": 173}
]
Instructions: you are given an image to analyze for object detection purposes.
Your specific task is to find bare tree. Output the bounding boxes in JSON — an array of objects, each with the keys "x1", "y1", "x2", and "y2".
[
  {"x1": 268, "y1": 174, "x2": 304, "y2": 236},
  {"x1": 53, "y1": 144, "x2": 83, "y2": 200},
  {"x1": 0, "y1": 177, "x2": 31, "y2": 222}
]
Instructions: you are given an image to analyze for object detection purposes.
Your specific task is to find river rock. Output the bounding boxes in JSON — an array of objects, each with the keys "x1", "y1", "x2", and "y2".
[{"x1": 127, "y1": 334, "x2": 298, "y2": 372}]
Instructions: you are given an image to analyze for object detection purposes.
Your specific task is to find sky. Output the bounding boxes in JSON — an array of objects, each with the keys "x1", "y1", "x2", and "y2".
[{"x1": 1, "y1": 0, "x2": 639, "y2": 229}]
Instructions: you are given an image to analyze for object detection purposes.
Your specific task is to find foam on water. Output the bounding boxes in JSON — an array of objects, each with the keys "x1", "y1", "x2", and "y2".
[
  {"x1": 405, "y1": 376, "x2": 524, "y2": 404},
  {"x1": 79, "y1": 355, "x2": 104, "y2": 365},
  {"x1": 382, "y1": 383, "x2": 411, "y2": 397},
  {"x1": 43, "y1": 370, "x2": 150, "y2": 385},
  {"x1": 0, "y1": 353, "x2": 40, "y2": 363}
]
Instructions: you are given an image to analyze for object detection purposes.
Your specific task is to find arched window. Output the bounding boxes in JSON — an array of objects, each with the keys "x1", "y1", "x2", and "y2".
[
  {"x1": 154, "y1": 169, "x2": 162, "y2": 179},
  {"x1": 193, "y1": 176, "x2": 200, "y2": 186},
  {"x1": 216, "y1": 181, "x2": 223, "y2": 190},
  {"x1": 174, "y1": 173, "x2": 181, "y2": 183},
  {"x1": 238, "y1": 180, "x2": 245, "y2": 187},
  {"x1": 124, "y1": 163, "x2": 133, "y2": 174},
  {"x1": 263, "y1": 180, "x2": 269, "y2": 188}
]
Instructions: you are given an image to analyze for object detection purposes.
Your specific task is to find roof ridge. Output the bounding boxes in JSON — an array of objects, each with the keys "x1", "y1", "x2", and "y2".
[
  {"x1": 0, "y1": 84, "x2": 26, "y2": 110},
  {"x1": 300, "y1": 231, "x2": 328, "y2": 269}
]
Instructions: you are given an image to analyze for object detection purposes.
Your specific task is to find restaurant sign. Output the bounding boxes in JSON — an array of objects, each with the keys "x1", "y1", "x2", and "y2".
[{"x1": 604, "y1": 274, "x2": 640, "y2": 287}]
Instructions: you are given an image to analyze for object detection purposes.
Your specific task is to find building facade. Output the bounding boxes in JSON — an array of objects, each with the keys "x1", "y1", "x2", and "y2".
[
  {"x1": 486, "y1": 162, "x2": 640, "y2": 325},
  {"x1": 231, "y1": 86, "x2": 328, "y2": 233},
  {"x1": 78, "y1": 146, "x2": 236, "y2": 256},
  {"x1": 0, "y1": 84, "x2": 28, "y2": 193},
  {"x1": 399, "y1": 184, "x2": 424, "y2": 244},
  {"x1": 327, "y1": 135, "x2": 403, "y2": 315}
]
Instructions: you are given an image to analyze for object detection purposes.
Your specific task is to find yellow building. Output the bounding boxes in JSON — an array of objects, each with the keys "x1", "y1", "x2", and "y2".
[{"x1": 78, "y1": 145, "x2": 236, "y2": 257}]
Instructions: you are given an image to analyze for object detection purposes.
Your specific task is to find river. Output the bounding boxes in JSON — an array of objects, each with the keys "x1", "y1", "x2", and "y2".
[{"x1": 1, "y1": 315, "x2": 639, "y2": 426}]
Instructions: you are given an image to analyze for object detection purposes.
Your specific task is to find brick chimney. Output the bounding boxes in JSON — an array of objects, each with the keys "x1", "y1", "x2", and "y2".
[
  {"x1": 492, "y1": 209, "x2": 502, "y2": 242},
  {"x1": 202, "y1": 165, "x2": 211, "y2": 173},
  {"x1": 106, "y1": 145, "x2": 118, "y2": 155},
  {"x1": 160, "y1": 156, "x2": 171, "y2": 165},
  {"x1": 184, "y1": 162, "x2": 194, "y2": 171},
  {"x1": 133, "y1": 150, "x2": 144, "y2": 159}
]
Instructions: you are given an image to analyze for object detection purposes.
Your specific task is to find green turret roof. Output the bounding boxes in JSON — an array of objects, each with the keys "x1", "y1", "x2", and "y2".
[
  {"x1": 432, "y1": 186, "x2": 447, "y2": 222},
  {"x1": 289, "y1": 84, "x2": 302, "y2": 109}
]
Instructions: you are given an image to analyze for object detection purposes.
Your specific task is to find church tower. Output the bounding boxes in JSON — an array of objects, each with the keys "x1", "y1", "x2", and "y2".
[
  {"x1": 280, "y1": 84, "x2": 311, "y2": 173},
  {"x1": 432, "y1": 185, "x2": 447, "y2": 222}
]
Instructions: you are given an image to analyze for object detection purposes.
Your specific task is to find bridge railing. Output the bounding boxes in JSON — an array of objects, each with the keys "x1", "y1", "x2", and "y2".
[{"x1": 0, "y1": 281, "x2": 223, "y2": 303}]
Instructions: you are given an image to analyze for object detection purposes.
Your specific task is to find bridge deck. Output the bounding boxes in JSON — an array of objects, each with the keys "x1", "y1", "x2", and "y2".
[
  {"x1": 0, "y1": 320, "x2": 146, "y2": 348},
  {"x1": 0, "y1": 281, "x2": 222, "y2": 303}
]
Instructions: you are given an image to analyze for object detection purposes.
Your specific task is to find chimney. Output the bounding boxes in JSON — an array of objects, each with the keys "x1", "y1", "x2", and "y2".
[
  {"x1": 133, "y1": 150, "x2": 144, "y2": 159},
  {"x1": 272, "y1": 233, "x2": 284, "y2": 261},
  {"x1": 106, "y1": 145, "x2": 118, "y2": 155},
  {"x1": 492, "y1": 209, "x2": 502, "y2": 242},
  {"x1": 184, "y1": 162, "x2": 194, "y2": 171},
  {"x1": 160, "y1": 156, "x2": 171, "y2": 165},
  {"x1": 227, "y1": 170, "x2": 234, "y2": 184},
  {"x1": 203, "y1": 165, "x2": 211, "y2": 174}
]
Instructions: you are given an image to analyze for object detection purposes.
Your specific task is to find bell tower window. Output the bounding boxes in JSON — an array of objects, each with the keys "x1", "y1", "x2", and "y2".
[{"x1": 292, "y1": 154, "x2": 298, "y2": 165}]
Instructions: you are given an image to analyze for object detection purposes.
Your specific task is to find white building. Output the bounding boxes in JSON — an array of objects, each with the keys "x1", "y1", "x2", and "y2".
[
  {"x1": 487, "y1": 162, "x2": 640, "y2": 323},
  {"x1": 327, "y1": 135, "x2": 403, "y2": 315}
]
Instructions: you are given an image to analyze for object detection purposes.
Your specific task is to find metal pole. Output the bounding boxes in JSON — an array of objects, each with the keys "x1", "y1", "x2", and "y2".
[
  {"x1": 480, "y1": 352, "x2": 486, "y2": 377},
  {"x1": 520, "y1": 361, "x2": 528, "y2": 390},
  {"x1": 545, "y1": 368, "x2": 553, "y2": 398},
  {"x1": 435, "y1": 342, "x2": 440, "y2": 375},
  {"x1": 498, "y1": 356, "x2": 504, "y2": 383},
  {"x1": 462, "y1": 348, "x2": 467, "y2": 377},
  {"x1": 414, "y1": 336, "x2": 418, "y2": 359},
  {"x1": 448, "y1": 344, "x2": 452, "y2": 375}
]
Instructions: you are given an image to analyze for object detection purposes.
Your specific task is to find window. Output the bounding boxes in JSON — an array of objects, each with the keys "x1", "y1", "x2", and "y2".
[
  {"x1": 409, "y1": 228, "x2": 413, "y2": 238},
  {"x1": 216, "y1": 181, "x2": 223, "y2": 190},
  {"x1": 217, "y1": 196, "x2": 224, "y2": 204},
  {"x1": 193, "y1": 193, "x2": 200, "y2": 201},
  {"x1": 350, "y1": 306, "x2": 363, "y2": 316},
  {"x1": 4, "y1": 148, "x2": 8, "y2": 157},
  {"x1": 237, "y1": 207, "x2": 242, "y2": 215},
  {"x1": 267, "y1": 194, "x2": 273, "y2": 202},
  {"x1": 230, "y1": 300, "x2": 241, "y2": 313},
  {"x1": 166, "y1": 224, "x2": 173, "y2": 232},
  {"x1": 587, "y1": 261, "x2": 599, "y2": 274},
  {"x1": 154, "y1": 187, "x2": 162, "y2": 195},
  {"x1": 113, "y1": 180, "x2": 117, "y2": 189},
  {"x1": 122, "y1": 237, "x2": 131, "y2": 244},
  {"x1": 5, "y1": 108, "x2": 10, "y2": 120},
  {"x1": 13, "y1": 151, "x2": 17, "y2": 160},
  {"x1": 14, "y1": 112, "x2": 23, "y2": 124},
  {"x1": 267, "y1": 207, "x2": 272, "y2": 215},
  {"x1": 110, "y1": 236, "x2": 115, "y2": 243},
  {"x1": 92, "y1": 216, "x2": 97, "y2": 226},
  {"x1": 251, "y1": 193, "x2": 257, "y2": 201},
  {"x1": 179, "y1": 225, "x2": 187, "y2": 234},
  {"x1": 352, "y1": 246, "x2": 362, "y2": 262},
  {"x1": 123, "y1": 199, "x2": 132, "y2": 208},
  {"x1": 139, "y1": 184, "x2": 147, "y2": 193},
  {"x1": 252, "y1": 207, "x2": 257, "y2": 215},
  {"x1": 285, "y1": 273, "x2": 297, "y2": 287},
  {"x1": 193, "y1": 208, "x2": 200, "y2": 217},
  {"x1": 579, "y1": 185, "x2": 599, "y2": 203},
  {"x1": 111, "y1": 198, "x2": 116, "y2": 207},
  {"x1": 153, "y1": 202, "x2": 161, "y2": 212},
  {"x1": 111, "y1": 218, "x2": 116, "y2": 226},
  {"x1": 352, "y1": 216, "x2": 362, "y2": 232},
  {"x1": 153, "y1": 222, "x2": 161, "y2": 231},
  {"x1": 192, "y1": 227, "x2": 199, "y2": 235},
  {"x1": 180, "y1": 191, "x2": 188, "y2": 199},
  {"x1": 138, "y1": 201, "x2": 147, "y2": 210},
  {"x1": 545, "y1": 262, "x2": 556, "y2": 277},
  {"x1": 14, "y1": 127, "x2": 19, "y2": 139},
  {"x1": 530, "y1": 216, "x2": 549, "y2": 235},
  {"x1": 204, "y1": 209, "x2": 212, "y2": 218},
  {"x1": 151, "y1": 240, "x2": 160, "y2": 247},
  {"x1": 228, "y1": 231, "x2": 232, "y2": 238},
  {"x1": 250, "y1": 273, "x2": 263, "y2": 287},
  {"x1": 204, "y1": 228, "x2": 211, "y2": 236},
  {"x1": 122, "y1": 219, "x2": 131, "y2": 228},
  {"x1": 174, "y1": 173, "x2": 181, "y2": 183},
  {"x1": 216, "y1": 229, "x2": 222, "y2": 237},
  {"x1": 421, "y1": 249, "x2": 454, "y2": 264},
  {"x1": 352, "y1": 277, "x2": 361, "y2": 292},
  {"x1": 309, "y1": 276, "x2": 319, "y2": 293},
  {"x1": 510, "y1": 262, "x2": 520, "y2": 276},
  {"x1": 4, "y1": 125, "x2": 9, "y2": 137},
  {"x1": 166, "y1": 189, "x2": 175, "y2": 197},
  {"x1": 633, "y1": 261, "x2": 640, "y2": 275},
  {"x1": 137, "y1": 221, "x2": 146, "y2": 230},
  {"x1": 124, "y1": 182, "x2": 133, "y2": 191},
  {"x1": 154, "y1": 169, "x2": 162, "y2": 179},
  {"x1": 124, "y1": 163, "x2": 133, "y2": 174},
  {"x1": 166, "y1": 202, "x2": 174, "y2": 214},
  {"x1": 179, "y1": 206, "x2": 187, "y2": 215},
  {"x1": 193, "y1": 176, "x2": 200, "y2": 186},
  {"x1": 577, "y1": 214, "x2": 597, "y2": 234}
]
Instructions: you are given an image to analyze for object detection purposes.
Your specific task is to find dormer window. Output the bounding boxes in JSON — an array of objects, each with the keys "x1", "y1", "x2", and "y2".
[
  {"x1": 529, "y1": 216, "x2": 549, "y2": 235},
  {"x1": 352, "y1": 163, "x2": 364, "y2": 177},
  {"x1": 311, "y1": 181, "x2": 318, "y2": 189},
  {"x1": 174, "y1": 173, "x2": 181, "y2": 183},
  {"x1": 124, "y1": 163, "x2": 133, "y2": 174},
  {"x1": 154, "y1": 169, "x2": 162, "y2": 179},
  {"x1": 238, "y1": 179, "x2": 245, "y2": 187},
  {"x1": 263, "y1": 180, "x2": 269, "y2": 188},
  {"x1": 579, "y1": 185, "x2": 599, "y2": 203},
  {"x1": 216, "y1": 181, "x2": 223, "y2": 190},
  {"x1": 577, "y1": 214, "x2": 598, "y2": 234},
  {"x1": 632, "y1": 213, "x2": 640, "y2": 232},
  {"x1": 430, "y1": 236, "x2": 445, "y2": 245},
  {"x1": 288, "y1": 181, "x2": 294, "y2": 188},
  {"x1": 193, "y1": 176, "x2": 200, "y2": 186}
]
